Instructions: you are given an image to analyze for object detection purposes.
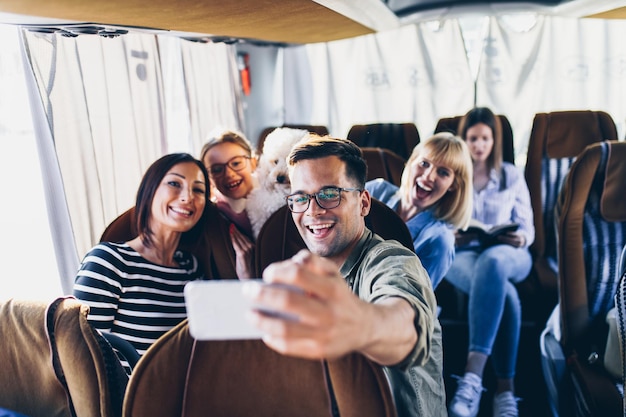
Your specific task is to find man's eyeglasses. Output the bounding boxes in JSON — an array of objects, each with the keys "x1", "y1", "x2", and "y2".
[
  {"x1": 208, "y1": 155, "x2": 251, "y2": 177},
  {"x1": 286, "y1": 186, "x2": 362, "y2": 213}
]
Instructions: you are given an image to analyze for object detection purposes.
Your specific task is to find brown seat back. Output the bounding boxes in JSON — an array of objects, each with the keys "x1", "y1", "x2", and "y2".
[
  {"x1": 556, "y1": 140, "x2": 626, "y2": 348},
  {"x1": 255, "y1": 198, "x2": 413, "y2": 276},
  {"x1": 0, "y1": 297, "x2": 128, "y2": 417},
  {"x1": 361, "y1": 147, "x2": 406, "y2": 186},
  {"x1": 100, "y1": 203, "x2": 237, "y2": 280},
  {"x1": 434, "y1": 114, "x2": 515, "y2": 164},
  {"x1": 123, "y1": 320, "x2": 396, "y2": 417},
  {"x1": 347, "y1": 123, "x2": 420, "y2": 160},
  {"x1": 552, "y1": 140, "x2": 626, "y2": 416},
  {"x1": 524, "y1": 110, "x2": 618, "y2": 291}
]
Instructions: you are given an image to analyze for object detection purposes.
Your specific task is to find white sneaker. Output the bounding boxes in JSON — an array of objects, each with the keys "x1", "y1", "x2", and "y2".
[
  {"x1": 449, "y1": 373, "x2": 485, "y2": 417},
  {"x1": 492, "y1": 391, "x2": 519, "y2": 417}
]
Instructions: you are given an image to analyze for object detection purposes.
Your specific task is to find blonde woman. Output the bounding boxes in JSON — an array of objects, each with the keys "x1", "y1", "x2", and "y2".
[{"x1": 365, "y1": 132, "x2": 473, "y2": 288}]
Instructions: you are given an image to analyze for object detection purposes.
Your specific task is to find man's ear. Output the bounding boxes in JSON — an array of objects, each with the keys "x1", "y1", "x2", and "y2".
[{"x1": 360, "y1": 189, "x2": 372, "y2": 217}]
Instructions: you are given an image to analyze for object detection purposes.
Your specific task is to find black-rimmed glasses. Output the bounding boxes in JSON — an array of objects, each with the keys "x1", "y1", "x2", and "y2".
[
  {"x1": 286, "y1": 186, "x2": 362, "y2": 213},
  {"x1": 208, "y1": 155, "x2": 251, "y2": 177}
]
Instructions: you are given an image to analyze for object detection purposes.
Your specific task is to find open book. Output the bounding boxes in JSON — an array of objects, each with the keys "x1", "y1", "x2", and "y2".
[{"x1": 459, "y1": 219, "x2": 519, "y2": 247}]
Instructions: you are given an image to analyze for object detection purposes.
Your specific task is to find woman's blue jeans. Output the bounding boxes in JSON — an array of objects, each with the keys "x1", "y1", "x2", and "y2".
[{"x1": 445, "y1": 244, "x2": 532, "y2": 379}]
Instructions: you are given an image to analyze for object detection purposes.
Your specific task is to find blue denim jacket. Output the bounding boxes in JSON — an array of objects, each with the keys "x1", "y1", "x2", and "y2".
[{"x1": 366, "y1": 178, "x2": 456, "y2": 289}]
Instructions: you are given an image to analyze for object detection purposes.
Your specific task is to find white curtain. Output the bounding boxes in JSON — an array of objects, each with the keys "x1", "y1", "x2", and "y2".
[
  {"x1": 287, "y1": 15, "x2": 626, "y2": 156},
  {"x1": 23, "y1": 30, "x2": 164, "y2": 274},
  {"x1": 21, "y1": 31, "x2": 242, "y2": 292},
  {"x1": 0, "y1": 25, "x2": 63, "y2": 300},
  {"x1": 179, "y1": 40, "x2": 244, "y2": 155},
  {"x1": 284, "y1": 21, "x2": 474, "y2": 139},
  {"x1": 479, "y1": 16, "x2": 626, "y2": 163}
]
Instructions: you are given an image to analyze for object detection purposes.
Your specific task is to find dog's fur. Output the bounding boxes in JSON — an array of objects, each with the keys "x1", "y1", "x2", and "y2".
[{"x1": 247, "y1": 127, "x2": 308, "y2": 239}]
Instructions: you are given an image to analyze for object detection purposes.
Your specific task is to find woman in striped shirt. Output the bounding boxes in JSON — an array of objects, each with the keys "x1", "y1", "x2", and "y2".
[
  {"x1": 73, "y1": 153, "x2": 208, "y2": 359},
  {"x1": 446, "y1": 108, "x2": 535, "y2": 417}
]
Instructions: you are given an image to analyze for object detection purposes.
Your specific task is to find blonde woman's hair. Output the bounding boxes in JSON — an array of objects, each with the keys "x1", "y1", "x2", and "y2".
[
  {"x1": 199, "y1": 128, "x2": 255, "y2": 162},
  {"x1": 399, "y1": 132, "x2": 473, "y2": 229}
]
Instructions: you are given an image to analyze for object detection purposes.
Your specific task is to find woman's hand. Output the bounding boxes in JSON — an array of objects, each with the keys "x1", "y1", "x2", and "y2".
[
  {"x1": 454, "y1": 230, "x2": 477, "y2": 247},
  {"x1": 230, "y1": 224, "x2": 255, "y2": 279},
  {"x1": 497, "y1": 231, "x2": 526, "y2": 248}
]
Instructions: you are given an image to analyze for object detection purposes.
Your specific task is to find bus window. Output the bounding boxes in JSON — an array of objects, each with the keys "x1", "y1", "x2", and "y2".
[{"x1": 0, "y1": 24, "x2": 61, "y2": 301}]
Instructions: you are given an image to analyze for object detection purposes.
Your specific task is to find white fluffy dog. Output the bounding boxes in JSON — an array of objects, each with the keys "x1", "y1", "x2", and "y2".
[{"x1": 247, "y1": 127, "x2": 309, "y2": 239}]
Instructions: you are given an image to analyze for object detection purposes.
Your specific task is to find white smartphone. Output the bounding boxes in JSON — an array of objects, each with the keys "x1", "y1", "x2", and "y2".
[{"x1": 184, "y1": 280, "x2": 300, "y2": 341}]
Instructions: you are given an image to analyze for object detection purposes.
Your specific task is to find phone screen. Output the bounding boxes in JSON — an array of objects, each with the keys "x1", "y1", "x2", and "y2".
[{"x1": 184, "y1": 280, "x2": 300, "y2": 340}]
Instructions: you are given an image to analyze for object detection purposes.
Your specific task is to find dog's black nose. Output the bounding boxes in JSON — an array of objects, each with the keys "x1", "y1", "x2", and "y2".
[{"x1": 277, "y1": 174, "x2": 289, "y2": 184}]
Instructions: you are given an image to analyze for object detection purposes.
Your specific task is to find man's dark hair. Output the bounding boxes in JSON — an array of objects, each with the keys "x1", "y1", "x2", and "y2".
[{"x1": 287, "y1": 135, "x2": 367, "y2": 188}]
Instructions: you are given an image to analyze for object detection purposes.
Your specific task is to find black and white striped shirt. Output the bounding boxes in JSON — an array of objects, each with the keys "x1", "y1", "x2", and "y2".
[{"x1": 73, "y1": 242, "x2": 204, "y2": 356}]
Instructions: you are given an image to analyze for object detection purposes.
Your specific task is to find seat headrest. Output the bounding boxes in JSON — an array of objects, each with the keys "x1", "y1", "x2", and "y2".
[{"x1": 545, "y1": 111, "x2": 616, "y2": 158}]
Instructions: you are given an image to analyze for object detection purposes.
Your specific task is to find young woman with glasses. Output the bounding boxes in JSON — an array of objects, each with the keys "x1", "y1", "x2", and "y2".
[{"x1": 200, "y1": 129, "x2": 258, "y2": 279}]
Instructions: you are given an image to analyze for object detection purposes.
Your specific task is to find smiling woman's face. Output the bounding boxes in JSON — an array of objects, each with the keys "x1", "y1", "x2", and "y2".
[
  {"x1": 406, "y1": 149, "x2": 456, "y2": 211},
  {"x1": 149, "y1": 161, "x2": 207, "y2": 234}
]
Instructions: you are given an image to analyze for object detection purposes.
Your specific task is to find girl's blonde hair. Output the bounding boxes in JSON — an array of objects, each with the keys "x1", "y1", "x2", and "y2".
[
  {"x1": 199, "y1": 128, "x2": 255, "y2": 162},
  {"x1": 399, "y1": 132, "x2": 473, "y2": 229}
]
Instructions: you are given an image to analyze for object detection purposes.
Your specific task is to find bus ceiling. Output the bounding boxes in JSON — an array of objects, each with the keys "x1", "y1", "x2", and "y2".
[{"x1": 0, "y1": 0, "x2": 624, "y2": 45}]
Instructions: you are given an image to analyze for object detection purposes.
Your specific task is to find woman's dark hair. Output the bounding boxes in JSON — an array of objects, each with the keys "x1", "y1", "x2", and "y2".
[
  {"x1": 134, "y1": 153, "x2": 209, "y2": 247},
  {"x1": 458, "y1": 107, "x2": 503, "y2": 172},
  {"x1": 287, "y1": 134, "x2": 367, "y2": 189}
]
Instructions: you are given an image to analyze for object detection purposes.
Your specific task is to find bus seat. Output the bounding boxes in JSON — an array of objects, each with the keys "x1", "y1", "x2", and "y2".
[
  {"x1": 614, "y1": 243, "x2": 626, "y2": 415},
  {"x1": 346, "y1": 123, "x2": 420, "y2": 160},
  {"x1": 0, "y1": 297, "x2": 128, "y2": 417},
  {"x1": 539, "y1": 140, "x2": 626, "y2": 417},
  {"x1": 254, "y1": 198, "x2": 413, "y2": 276},
  {"x1": 100, "y1": 202, "x2": 237, "y2": 280},
  {"x1": 524, "y1": 110, "x2": 618, "y2": 294},
  {"x1": 361, "y1": 147, "x2": 406, "y2": 186},
  {"x1": 122, "y1": 320, "x2": 396, "y2": 417},
  {"x1": 434, "y1": 114, "x2": 515, "y2": 164},
  {"x1": 257, "y1": 124, "x2": 329, "y2": 153}
]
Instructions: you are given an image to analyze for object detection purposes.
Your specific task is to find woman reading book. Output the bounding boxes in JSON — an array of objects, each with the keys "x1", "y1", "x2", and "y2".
[
  {"x1": 365, "y1": 132, "x2": 473, "y2": 288},
  {"x1": 446, "y1": 107, "x2": 534, "y2": 417}
]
